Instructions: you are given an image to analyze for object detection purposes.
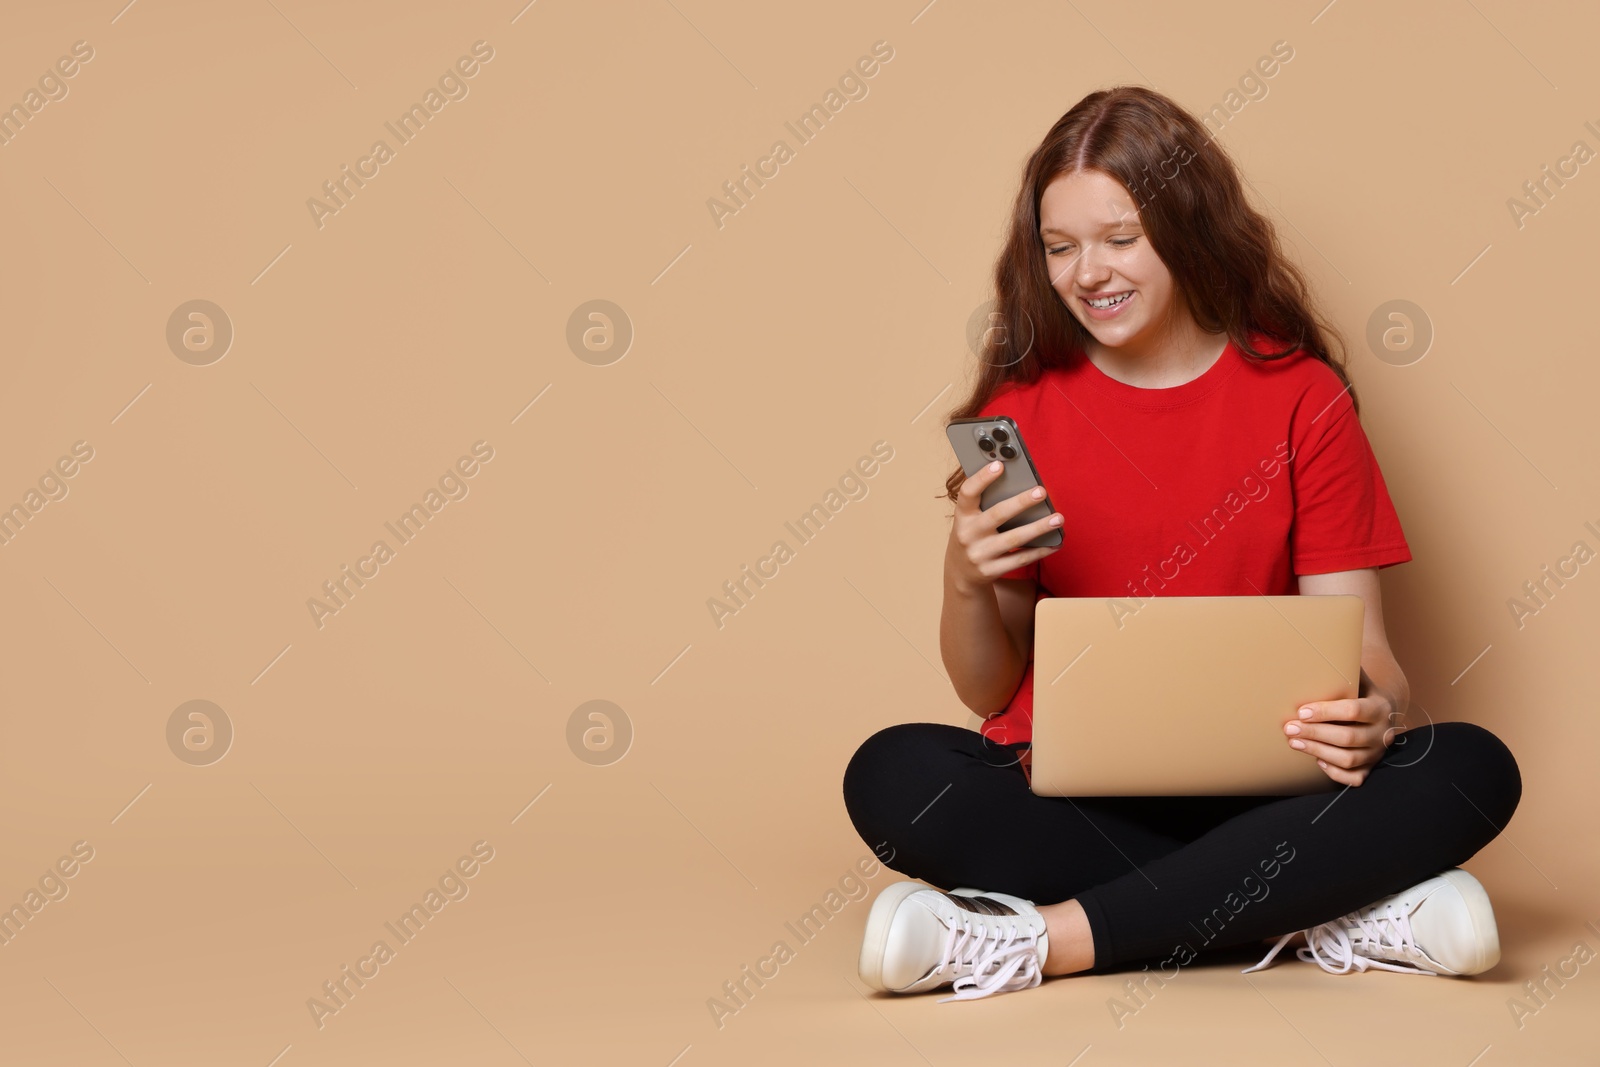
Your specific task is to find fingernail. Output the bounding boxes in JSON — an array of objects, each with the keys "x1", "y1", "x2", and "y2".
[
  {"x1": 1290, "y1": 739, "x2": 1306, "y2": 749},
  {"x1": 1031, "y1": 487, "x2": 1045, "y2": 498},
  {"x1": 1298, "y1": 707, "x2": 1314, "y2": 719},
  {"x1": 1317, "y1": 759, "x2": 1327, "y2": 767},
  {"x1": 1283, "y1": 723, "x2": 1300, "y2": 735},
  {"x1": 1049, "y1": 514, "x2": 1063, "y2": 526},
  {"x1": 989, "y1": 461, "x2": 1001, "y2": 472}
]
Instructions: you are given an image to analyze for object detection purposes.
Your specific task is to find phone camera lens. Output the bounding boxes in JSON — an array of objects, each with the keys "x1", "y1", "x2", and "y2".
[
  {"x1": 991, "y1": 427, "x2": 1010, "y2": 443},
  {"x1": 977, "y1": 436, "x2": 995, "y2": 451},
  {"x1": 999, "y1": 445, "x2": 1017, "y2": 459}
]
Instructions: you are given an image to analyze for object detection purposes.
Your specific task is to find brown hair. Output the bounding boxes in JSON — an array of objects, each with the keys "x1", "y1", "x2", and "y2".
[{"x1": 943, "y1": 85, "x2": 1355, "y2": 502}]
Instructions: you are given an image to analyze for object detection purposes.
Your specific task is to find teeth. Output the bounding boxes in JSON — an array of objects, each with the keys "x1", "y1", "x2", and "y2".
[{"x1": 1087, "y1": 291, "x2": 1132, "y2": 309}]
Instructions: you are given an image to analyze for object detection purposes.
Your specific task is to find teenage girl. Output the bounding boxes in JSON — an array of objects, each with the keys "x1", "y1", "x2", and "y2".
[{"x1": 842, "y1": 86, "x2": 1522, "y2": 1002}]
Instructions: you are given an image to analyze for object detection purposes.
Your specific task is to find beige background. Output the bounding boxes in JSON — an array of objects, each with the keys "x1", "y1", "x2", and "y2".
[{"x1": 0, "y1": 0, "x2": 1595, "y2": 1063}]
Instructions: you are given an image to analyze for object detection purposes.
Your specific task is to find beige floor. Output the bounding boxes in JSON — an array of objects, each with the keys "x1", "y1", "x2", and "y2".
[
  {"x1": 0, "y1": 783, "x2": 1593, "y2": 1066},
  {"x1": 2, "y1": 0, "x2": 1597, "y2": 1063}
]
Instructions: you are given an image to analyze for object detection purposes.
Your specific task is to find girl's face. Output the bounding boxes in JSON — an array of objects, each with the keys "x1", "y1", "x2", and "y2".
[{"x1": 1039, "y1": 168, "x2": 1183, "y2": 350}]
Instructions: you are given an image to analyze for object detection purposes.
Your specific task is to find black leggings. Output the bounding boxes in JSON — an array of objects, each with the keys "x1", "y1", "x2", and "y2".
[{"x1": 842, "y1": 720, "x2": 1521, "y2": 972}]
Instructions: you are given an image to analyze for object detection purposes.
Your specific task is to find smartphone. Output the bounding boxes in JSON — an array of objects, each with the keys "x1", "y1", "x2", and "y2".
[{"x1": 946, "y1": 415, "x2": 1063, "y2": 549}]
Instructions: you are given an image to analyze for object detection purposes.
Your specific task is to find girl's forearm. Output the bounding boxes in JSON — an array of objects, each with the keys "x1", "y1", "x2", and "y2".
[
  {"x1": 939, "y1": 576, "x2": 1026, "y2": 716},
  {"x1": 1359, "y1": 646, "x2": 1411, "y2": 729}
]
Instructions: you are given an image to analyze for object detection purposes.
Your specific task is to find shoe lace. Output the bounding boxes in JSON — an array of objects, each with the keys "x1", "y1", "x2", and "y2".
[
  {"x1": 1242, "y1": 902, "x2": 1437, "y2": 976},
  {"x1": 932, "y1": 913, "x2": 1045, "y2": 1002}
]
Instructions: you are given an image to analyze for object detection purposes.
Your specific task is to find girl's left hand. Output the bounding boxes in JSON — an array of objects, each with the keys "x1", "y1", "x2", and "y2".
[{"x1": 1283, "y1": 693, "x2": 1401, "y2": 787}]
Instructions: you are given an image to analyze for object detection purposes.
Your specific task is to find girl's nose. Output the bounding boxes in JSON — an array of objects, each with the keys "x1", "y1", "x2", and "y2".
[{"x1": 1077, "y1": 252, "x2": 1110, "y2": 287}]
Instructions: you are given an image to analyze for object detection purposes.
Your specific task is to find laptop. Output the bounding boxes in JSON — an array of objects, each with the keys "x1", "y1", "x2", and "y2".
[{"x1": 1026, "y1": 595, "x2": 1363, "y2": 796}]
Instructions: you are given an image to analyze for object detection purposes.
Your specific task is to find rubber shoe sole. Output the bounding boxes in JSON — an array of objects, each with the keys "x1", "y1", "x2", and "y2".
[
  {"x1": 858, "y1": 881, "x2": 932, "y2": 992},
  {"x1": 1430, "y1": 868, "x2": 1500, "y2": 975}
]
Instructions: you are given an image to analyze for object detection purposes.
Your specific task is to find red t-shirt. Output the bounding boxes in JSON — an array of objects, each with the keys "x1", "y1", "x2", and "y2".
[{"x1": 972, "y1": 332, "x2": 1412, "y2": 748}]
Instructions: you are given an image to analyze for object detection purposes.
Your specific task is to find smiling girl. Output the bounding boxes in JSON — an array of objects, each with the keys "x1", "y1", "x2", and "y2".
[{"x1": 842, "y1": 86, "x2": 1522, "y2": 1002}]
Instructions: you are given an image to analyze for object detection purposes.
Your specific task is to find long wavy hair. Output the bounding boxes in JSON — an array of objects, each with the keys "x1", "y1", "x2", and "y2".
[{"x1": 943, "y1": 85, "x2": 1355, "y2": 502}]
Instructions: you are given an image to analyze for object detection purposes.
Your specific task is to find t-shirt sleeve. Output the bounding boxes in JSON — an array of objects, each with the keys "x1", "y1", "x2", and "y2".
[
  {"x1": 973, "y1": 388, "x2": 1040, "y2": 584},
  {"x1": 1289, "y1": 369, "x2": 1413, "y2": 575}
]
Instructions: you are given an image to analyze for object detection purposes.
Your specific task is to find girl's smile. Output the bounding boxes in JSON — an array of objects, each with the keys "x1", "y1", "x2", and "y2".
[{"x1": 1080, "y1": 288, "x2": 1135, "y2": 319}]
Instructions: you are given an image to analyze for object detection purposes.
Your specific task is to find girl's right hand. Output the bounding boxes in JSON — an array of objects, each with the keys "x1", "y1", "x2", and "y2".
[{"x1": 946, "y1": 460, "x2": 1063, "y2": 592}]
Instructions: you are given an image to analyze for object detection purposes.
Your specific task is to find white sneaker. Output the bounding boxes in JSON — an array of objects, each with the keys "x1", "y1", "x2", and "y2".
[
  {"x1": 1242, "y1": 868, "x2": 1501, "y2": 977},
  {"x1": 858, "y1": 881, "x2": 1051, "y2": 1002}
]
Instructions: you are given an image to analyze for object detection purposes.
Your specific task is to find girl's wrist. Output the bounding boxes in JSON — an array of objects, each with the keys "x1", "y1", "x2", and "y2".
[{"x1": 942, "y1": 559, "x2": 992, "y2": 600}]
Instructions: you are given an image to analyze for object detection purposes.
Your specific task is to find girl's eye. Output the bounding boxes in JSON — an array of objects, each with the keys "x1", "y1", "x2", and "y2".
[{"x1": 1046, "y1": 237, "x2": 1137, "y2": 256}]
